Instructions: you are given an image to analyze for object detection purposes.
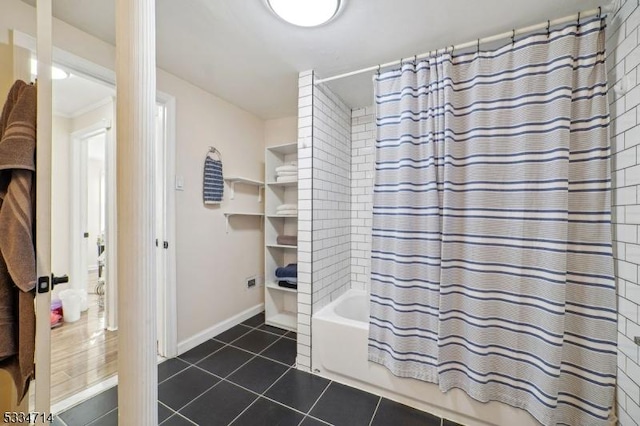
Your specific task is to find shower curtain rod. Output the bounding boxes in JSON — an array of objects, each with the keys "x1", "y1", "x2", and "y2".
[{"x1": 314, "y1": 2, "x2": 621, "y2": 85}]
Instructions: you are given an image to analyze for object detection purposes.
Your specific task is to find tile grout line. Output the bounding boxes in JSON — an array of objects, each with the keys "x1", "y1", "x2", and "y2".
[
  {"x1": 187, "y1": 360, "x2": 315, "y2": 423},
  {"x1": 165, "y1": 361, "x2": 229, "y2": 418},
  {"x1": 223, "y1": 360, "x2": 296, "y2": 425},
  {"x1": 84, "y1": 407, "x2": 117, "y2": 426},
  {"x1": 367, "y1": 396, "x2": 383, "y2": 426},
  {"x1": 226, "y1": 340, "x2": 296, "y2": 368},
  {"x1": 226, "y1": 393, "x2": 261, "y2": 425},
  {"x1": 160, "y1": 411, "x2": 199, "y2": 426},
  {"x1": 171, "y1": 378, "x2": 225, "y2": 420},
  {"x1": 303, "y1": 379, "x2": 333, "y2": 417},
  {"x1": 238, "y1": 318, "x2": 297, "y2": 341},
  {"x1": 260, "y1": 365, "x2": 294, "y2": 397},
  {"x1": 298, "y1": 414, "x2": 333, "y2": 426},
  {"x1": 158, "y1": 358, "x2": 192, "y2": 385},
  {"x1": 190, "y1": 351, "x2": 257, "y2": 383},
  {"x1": 158, "y1": 399, "x2": 176, "y2": 420},
  {"x1": 218, "y1": 373, "x2": 317, "y2": 421}
]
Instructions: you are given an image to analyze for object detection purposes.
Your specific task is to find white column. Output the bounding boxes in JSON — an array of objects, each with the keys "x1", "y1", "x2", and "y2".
[{"x1": 115, "y1": 0, "x2": 157, "y2": 424}]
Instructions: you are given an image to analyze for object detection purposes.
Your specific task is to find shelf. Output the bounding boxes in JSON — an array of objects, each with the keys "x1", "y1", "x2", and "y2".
[
  {"x1": 223, "y1": 212, "x2": 264, "y2": 233},
  {"x1": 267, "y1": 180, "x2": 298, "y2": 187},
  {"x1": 268, "y1": 142, "x2": 297, "y2": 155},
  {"x1": 266, "y1": 281, "x2": 298, "y2": 293},
  {"x1": 265, "y1": 142, "x2": 298, "y2": 335},
  {"x1": 266, "y1": 244, "x2": 297, "y2": 249},
  {"x1": 266, "y1": 311, "x2": 297, "y2": 331},
  {"x1": 224, "y1": 176, "x2": 265, "y2": 202}
]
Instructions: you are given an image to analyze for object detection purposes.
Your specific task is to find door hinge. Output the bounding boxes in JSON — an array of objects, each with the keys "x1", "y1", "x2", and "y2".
[
  {"x1": 163, "y1": 241, "x2": 169, "y2": 249},
  {"x1": 155, "y1": 239, "x2": 159, "y2": 247}
]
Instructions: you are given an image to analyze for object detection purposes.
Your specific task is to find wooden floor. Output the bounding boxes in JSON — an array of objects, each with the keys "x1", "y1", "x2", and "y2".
[{"x1": 29, "y1": 291, "x2": 118, "y2": 407}]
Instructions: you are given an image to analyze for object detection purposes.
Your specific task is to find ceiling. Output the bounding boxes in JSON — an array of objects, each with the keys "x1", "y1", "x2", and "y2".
[
  {"x1": 52, "y1": 72, "x2": 114, "y2": 118},
  {"x1": 23, "y1": 0, "x2": 603, "y2": 119}
]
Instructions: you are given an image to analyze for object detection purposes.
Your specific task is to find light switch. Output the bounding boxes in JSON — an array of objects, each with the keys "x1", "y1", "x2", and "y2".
[{"x1": 175, "y1": 175, "x2": 184, "y2": 191}]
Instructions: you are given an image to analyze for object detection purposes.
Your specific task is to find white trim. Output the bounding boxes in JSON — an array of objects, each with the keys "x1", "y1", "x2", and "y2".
[
  {"x1": 12, "y1": 30, "x2": 116, "y2": 87},
  {"x1": 157, "y1": 93, "x2": 178, "y2": 358},
  {"x1": 51, "y1": 375, "x2": 118, "y2": 415},
  {"x1": 70, "y1": 121, "x2": 111, "y2": 311},
  {"x1": 70, "y1": 119, "x2": 112, "y2": 139},
  {"x1": 177, "y1": 303, "x2": 264, "y2": 355},
  {"x1": 34, "y1": 0, "x2": 53, "y2": 413},
  {"x1": 105, "y1": 98, "x2": 118, "y2": 331},
  {"x1": 69, "y1": 96, "x2": 114, "y2": 119}
]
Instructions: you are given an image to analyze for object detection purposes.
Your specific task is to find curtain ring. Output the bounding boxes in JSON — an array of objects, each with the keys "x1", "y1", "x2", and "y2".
[
  {"x1": 547, "y1": 20, "x2": 550, "y2": 38},
  {"x1": 376, "y1": 64, "x2": 381, "y2": 76},
  {"x1": 477, "y1": 38, "x2": 480, "y2": 53},
  {"x1": 597, "y1": 6, "x2": 602, "y2": 18},
  {"x1": 413, "y1": 54, "x2": 417, "y2": 65},
  {"x1": 451, "y1": 45, "x2": 454, "y2": 56},
  {"x1": 511, "y1": 29, "x2": 515, "y2": 45},
  {"x1": 577, "y1": 12, "x2": 581, "y2": 29}
]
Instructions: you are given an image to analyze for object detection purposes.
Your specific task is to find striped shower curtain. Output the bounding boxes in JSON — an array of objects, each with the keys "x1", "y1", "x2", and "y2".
[{"x1": 369, "y1": 17, "x2": 617, "y2": 426}]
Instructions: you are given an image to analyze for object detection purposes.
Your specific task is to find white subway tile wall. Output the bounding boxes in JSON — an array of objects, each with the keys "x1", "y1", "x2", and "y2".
[
  {"x1": 607, "y1": 2, "x2": 640, "y2": 424},
  {"x1": 312, "y1": 84, "x2": 352, "y2": 313},
  {"x1": 297, "y1": 70, "x2": 314, "y2": 371},
  {"x1": 351, "y1": 106, "x2": 376, "y2": 291}
]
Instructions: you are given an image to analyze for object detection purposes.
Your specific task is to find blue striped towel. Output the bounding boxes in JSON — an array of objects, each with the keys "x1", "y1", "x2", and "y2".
[{"x1": 203, "y1": 157, "x2": 223, "y2": 204}]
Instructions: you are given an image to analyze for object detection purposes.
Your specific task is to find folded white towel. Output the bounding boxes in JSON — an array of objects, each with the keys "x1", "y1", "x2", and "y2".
[
  {"x1": 276, "y1": 210, "x2": 297, "y2": 216},
  {"x1": 277, "y1": 204, "x2": 297, "y2": 211},
  {"x1": 276, "y1": 165, "x2": 297, "y2": 173},
  {"x1": 276, "y1": 175, "x2": 297, "y2": 183}
]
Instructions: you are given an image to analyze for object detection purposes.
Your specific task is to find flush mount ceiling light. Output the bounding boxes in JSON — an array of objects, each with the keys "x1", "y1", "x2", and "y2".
[
  {"x1": 267, "y1": 0, "x2": 341, "y2": 27},
  {"x1": 30, "y1": 59, "x2": 70, "y2": 80}
]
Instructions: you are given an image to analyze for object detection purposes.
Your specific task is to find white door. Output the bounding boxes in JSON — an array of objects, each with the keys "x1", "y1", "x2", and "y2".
[{"x1": 33, "y1": 0, "x2": 54, "y2": 419}]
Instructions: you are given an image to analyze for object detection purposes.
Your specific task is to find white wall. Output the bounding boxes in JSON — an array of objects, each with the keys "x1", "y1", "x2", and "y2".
[
  {"x1": 159, "y1": 70, "x2": 265, "y2": 342},
  {"x1": 265, "y1": 116, "x2": 297, "y2": 147},
  {"x1": 0, "y1": 0, "x2": 267, "y2": 347},
  {"x1": 605, "y1": 1, "x2": 640, "y2": 424}
]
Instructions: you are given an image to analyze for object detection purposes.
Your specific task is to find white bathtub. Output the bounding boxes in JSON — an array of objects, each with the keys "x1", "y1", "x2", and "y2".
[{"x1": 312, "y1": 289, "x2": 540, "y2": 426}]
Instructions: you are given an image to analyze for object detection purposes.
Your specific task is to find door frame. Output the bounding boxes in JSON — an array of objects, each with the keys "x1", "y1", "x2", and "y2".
[
  {"x1": 65, "y1": 80, "x2": 178, "y2": 360},
  {"x1": 14, "y1": 29, "x2": 178, "y2": 356},
  {"x1": 155, "y1": 95, "x2": 178, "y2": 358},
  {"x1": 70, "y1": 119, "x2": 112, "y2": 326}
]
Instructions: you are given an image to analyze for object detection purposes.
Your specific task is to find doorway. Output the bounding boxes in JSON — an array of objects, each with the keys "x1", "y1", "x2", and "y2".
[
  {"x1": 23, "y1": 51, "x2": 177, "y2": 409},
  {"x1": 47, "y1": 69, "x2": 117, "y2": 407}
]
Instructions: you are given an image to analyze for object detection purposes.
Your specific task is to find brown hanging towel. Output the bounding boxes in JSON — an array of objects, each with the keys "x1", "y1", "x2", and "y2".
[{"x1": 0, "y1": 80, "x2": 37, "y2": 402}]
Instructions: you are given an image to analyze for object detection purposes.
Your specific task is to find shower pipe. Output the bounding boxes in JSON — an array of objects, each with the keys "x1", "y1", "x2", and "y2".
[{"x1": 314, "y1": 1, "x2": 622, "y2": 85}]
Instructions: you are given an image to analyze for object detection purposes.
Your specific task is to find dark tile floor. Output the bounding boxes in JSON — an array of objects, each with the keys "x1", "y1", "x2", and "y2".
[{"x1": 55, "y1": 313, "x2": 464, "y2": 426}]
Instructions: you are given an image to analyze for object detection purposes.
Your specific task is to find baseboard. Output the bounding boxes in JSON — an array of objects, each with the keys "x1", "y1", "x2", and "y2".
[{"x1": 177, "y1": 303, "x2": 264, "y2": 356}]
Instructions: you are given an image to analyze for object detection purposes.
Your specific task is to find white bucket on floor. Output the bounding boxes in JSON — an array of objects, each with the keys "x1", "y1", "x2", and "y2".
[
  {"x1": 77, "y1": 289, "x2": 88, "y2": 312},
  {"x1": 59, "y1": 289, "x2": 81, "y2": 323}
]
